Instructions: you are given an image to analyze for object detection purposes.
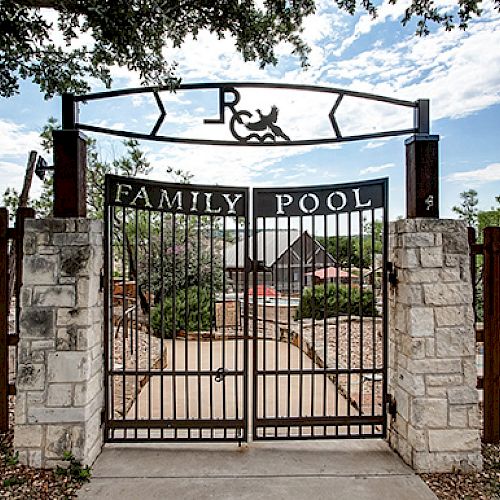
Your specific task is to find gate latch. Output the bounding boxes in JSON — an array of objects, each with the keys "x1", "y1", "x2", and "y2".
[
  {"x1": 214, "y1": 367, "x2": 229, "y2": 382},
  {"x1": 387, "y1": 262, "x2": 398, "y2": 286}
]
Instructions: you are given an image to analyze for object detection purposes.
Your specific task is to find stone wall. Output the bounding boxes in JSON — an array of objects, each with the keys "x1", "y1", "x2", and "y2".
[
  {"x1": 14, "y1": 219, "x2": 104, "y2": 468},
  {"x1": 388, "y1": 219, "x2": 482, "y2": 472}
]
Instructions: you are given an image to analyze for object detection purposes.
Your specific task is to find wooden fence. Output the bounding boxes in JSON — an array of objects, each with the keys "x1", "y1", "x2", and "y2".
[
  {"x1": 469, "y1": 226, "x2": 500, "y2": 443},
  {"x1": 0, "y1": 207, "x2": 34, "y2": 431}
]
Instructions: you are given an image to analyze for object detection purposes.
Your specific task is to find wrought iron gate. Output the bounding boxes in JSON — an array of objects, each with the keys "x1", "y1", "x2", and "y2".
[{"x1": 104, "y1": 174, "x2": 387, "y2": 442}]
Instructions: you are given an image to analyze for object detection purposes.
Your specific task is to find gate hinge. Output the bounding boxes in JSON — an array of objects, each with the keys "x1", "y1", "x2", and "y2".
[
  {"x1": 101, "y1": 408, "x2": 106, "y2": 425},
  {"x1": 387, "y1": 393, "x2": 397, "y2": 419},
  {"x1": 99, "y1": 269, "x2": 105, "y2": 292},
  {"x1": 387, "y1": 262, "x2": 398, "y2": 286}
]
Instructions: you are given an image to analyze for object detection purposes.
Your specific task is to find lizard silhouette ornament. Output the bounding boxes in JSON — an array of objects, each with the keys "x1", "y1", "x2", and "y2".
[{"x1": 230, "y1": 105, "x2": 290, "y2": 143}]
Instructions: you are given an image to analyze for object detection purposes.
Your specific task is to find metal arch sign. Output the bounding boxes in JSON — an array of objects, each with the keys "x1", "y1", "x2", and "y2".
[{"x1": 68, "y1": 82, "x2": 429, "y2": 147}]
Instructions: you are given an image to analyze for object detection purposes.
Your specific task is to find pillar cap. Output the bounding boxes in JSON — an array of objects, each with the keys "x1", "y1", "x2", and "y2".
[{"x1": 405, "y1": 134, "x2": 440, "y2": 145}]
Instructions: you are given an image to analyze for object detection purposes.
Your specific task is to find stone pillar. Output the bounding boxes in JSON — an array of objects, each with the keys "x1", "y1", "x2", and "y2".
[
  {"x1": 388, "y1": 219, "x2": 482, "y2": 473},
  {"x1": 14, "y1": 219, "x2": 104, "y2": 468}
]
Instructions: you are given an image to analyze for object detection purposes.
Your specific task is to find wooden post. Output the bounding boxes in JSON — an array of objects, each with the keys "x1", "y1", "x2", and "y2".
[
  {"x1": 53, "y1": 130, "x2": 87, "y2": 218},
  {"x1": 53, "y1": 94, "x2": 87, "y2": 218},
  {"x1": 0, "y1": 208, "x2": 9, "y2": 431},
  {"x1": 483, "y1": 227, "x2": 500, "y2": 443},
  {"x1": 405, "y1": 134, "x2": 440, "y2": 218}
]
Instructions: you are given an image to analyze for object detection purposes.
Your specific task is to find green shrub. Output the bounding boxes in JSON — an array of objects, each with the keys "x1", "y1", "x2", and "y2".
[
  {"x1": 151, "y1": 286, "x2": 213, "y2": 337},
  {"x1": 294, "y1": 283, "x2": 378, "y2": 320}
]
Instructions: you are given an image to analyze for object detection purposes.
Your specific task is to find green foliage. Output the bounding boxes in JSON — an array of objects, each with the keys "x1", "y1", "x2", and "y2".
[
  {"x1": 317, "y1": 220, "x2": 383, "y2": 269},
  {"x1": 54, "y1": 451, "x2": 92, "y2": 483},
  {"x1": 3, "y1": 476, "x2": 26, "y2": 488},
  {"x1": 151, "y1": 286, "x2": 213, "y2": 337},
  {"x1": 452, "y1": 189, "x2": 479, "y2": 227},
  {"x1": 0, "y1": 0, "x2": 314, "y2": 98},
  {"x1": 1, "y1": 1, "x2": 492, "y2": 98},
  {"x1": 3, "y1": 450, "x2": 19, "y2": 466},
  {"x1": 295, "y1": 283, "x2": 378, "y2": 320}
]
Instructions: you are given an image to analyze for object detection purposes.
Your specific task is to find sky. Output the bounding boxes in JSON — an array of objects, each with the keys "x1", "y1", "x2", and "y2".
[{"x1": 1, "y1": 0, "x2": 499, "y2": 220}]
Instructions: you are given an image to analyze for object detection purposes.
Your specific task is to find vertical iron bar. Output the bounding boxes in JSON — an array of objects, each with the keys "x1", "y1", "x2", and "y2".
[
  {"x1": 108, "y1": 204, "x2": 115, "y2": 440},
  {"x1": 359, "y1": 210, "x2": 364, "y2": 434},
  {"x1": 335, "y1": 213, "x2": 340, "y2": 432},
  {"x1": 275, "y1": 217, "x2": 279, "y2": 434},
  {"x1": 222, "y1": 215, "x2": 227, "y2": 439},
  {"x1": 134, "y1": 208, "x2": 139, "y2": 440},
  {"x1": 252, "y1": 218, "x2": 259, "y2": 440},
  {"x1": 209, "y1": 216, "x2": 214, "y2": 438},
  {"x1": 147, "y1": 211, "x2": 152, "y2": 439},
  {"x1": 347, "y1": 212, "x2": 352, "y2": 435},
  {"x1": 311, "y1": 217, "x2": 316, "y2": 426},
  {"x1": 287, "y1": 216, "x2": 291, "y2": 437},
  {"x1": 0, "y1": 208, "x2": 9, "y2": 431},
  {"x1": 121, "y1": 207, "x2": 126, "y2": 435},
  {"x1": 323, "y1": 214, "x2": 328, "y2": 434},
  {"x1": 159, "y1": 212, "x2": 165, "y2": 437},
  {"x1": 299, "y1": 216, "x2": 304, "y2": 436},
  {"x1": 172, "y1": 213, "x2": 177, "y2": 438},
  {"x1": 197, "y1": 216, "x2": 202, "y2": 424},
  {"x1": 371, "y1": 208, "x2": 376, "y2": 433},
  {"x1": 184, "y1": 214, "x2": 189, "y2": 437},
  {"x1": 382, "y1": 180, "x2": 389, "y2": 437},
  {"x1": 235, "y1": 216, "x2": 240, "y2": 425},
  {"x1": 262, "y1": 218, "x2": 267, "y2": 433},
  {"x1": 243, "y1": 194, "x2": 249, "y2": 442}
]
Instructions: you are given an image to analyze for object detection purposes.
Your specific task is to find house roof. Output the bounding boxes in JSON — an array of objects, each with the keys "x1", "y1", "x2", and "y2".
[
  {"x1": 304, "y1": 267, "x2": 351, "y2": 279},
  {"x1": 225, "y1": 229, "x2": 301, "y2": 268}
]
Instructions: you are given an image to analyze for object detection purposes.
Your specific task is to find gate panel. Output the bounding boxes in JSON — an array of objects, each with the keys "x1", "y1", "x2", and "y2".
[
  {"x1": 104, "y1": 174, "x2": 249, "y2": 442},
  {"x1": 252, "y1": 179, "x2": 388, "y2": 440}
]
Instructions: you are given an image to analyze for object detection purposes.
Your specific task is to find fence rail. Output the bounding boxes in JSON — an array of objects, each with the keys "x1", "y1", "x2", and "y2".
[
  {"x1": 469, "y1": 226, "x2": 500, "y2": 443},
  {"x1": 0, "y1": 207, "x2": 35, "y2": 431}
]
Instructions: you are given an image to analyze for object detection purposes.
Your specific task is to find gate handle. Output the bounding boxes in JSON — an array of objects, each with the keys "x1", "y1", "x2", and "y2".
[{"x1": 215, "y1": 367, "x2": 228, "y2": 382}]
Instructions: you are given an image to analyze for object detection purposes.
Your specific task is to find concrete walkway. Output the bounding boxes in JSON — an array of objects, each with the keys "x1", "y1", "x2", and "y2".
[{"x1": 78, "y1": 440, "x2": 437, "y2": 500}]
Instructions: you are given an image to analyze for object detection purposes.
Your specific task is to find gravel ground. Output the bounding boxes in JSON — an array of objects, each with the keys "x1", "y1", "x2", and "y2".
[
  {"x1": 0, "y1": 398, "x2": 86, "y2": 499},
  {"x1": 420, "y1": 443, "x2": 500, "y2": 499}
]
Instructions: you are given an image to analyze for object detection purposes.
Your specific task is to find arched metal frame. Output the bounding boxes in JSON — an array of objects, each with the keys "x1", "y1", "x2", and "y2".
[{"x1": 62, "y1": 82, "x2": 430, "y2": 147}]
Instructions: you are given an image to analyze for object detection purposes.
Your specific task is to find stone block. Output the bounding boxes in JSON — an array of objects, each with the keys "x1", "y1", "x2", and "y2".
[
  {"x1": 426, "y1": 374, "x2": 464, "y2": 387},
  {"x1": 47, "y1": 352, "x2": 91, "y2": 383},
  {"x1": 435, "y1": 307, "x2": 465, "y2": 327},
  {"x1": 407, "y1": 358, "x2": 462, "y2": 375},
  {"x1": 396, "y1": 366, "x2": 425, "y2": 396},
  {"x1": 46, "y1": 425, "x2": 84, "y2": 459},
  {"x1": 401, "y1": 232, "x2": 435, "y2": 248},
  {"x1": 447, "y1": 387, "x2": 478, "y2": 405},
  {"x1": 420, "y1": 247, "x2": 443, "y2": 268},
  {"x1": 424, "y1": 283, "x2": 470, "y2": 306},
  {"x1": 443, "y1": 232, "x2": 469, "y2": 255},
  {"x1": 408, "y1": 308, "x2": 434, "y2": 337},
  {"x1": 401, "y1": 269, "x2": 437, "y2": 284},
  {"x1": 24, "y1": 255, "x2": 58, "y2": 285},
  {"x1": 16, "y1": 363, "x2": 45, "y2": 391},
  {"x1": 448, "y1": 406, "x2": 468, "y2": 428},
  {"x1": 76, "y1": 277, "x2": 101, "y2": 308},
  {"x1": 28, "y1": 450, "x2": 42, "y2": 468},
  {"x1": 32, "y1": 286, "x2": 76, "y2": 307},
  {"x1": 396, "y1": 248, "x2": 420, "y2": 268},
  {"x1": 407, "y1": 424, "x2": 427, "y2": 452},
  {"x1": 56, "y1": 326, "x2": 79, "y2": 351},
  {"x1": 394, "y1": 387, "x2": 410, "y2": 421},
  {"x1": 28, "y1": 407, "x2": 87, "y2": 424},
  {"x1": 411, "y1": 398, "x2": 448, "y2": 428},
  {"x1": 428, "y1": 430, "x2": 481, "y2": 452},
  {"x1": 61, "y1": 246, "x2": 92, "y2": 276},
  {"x1": 396, "y1": 284, "x2": 423, "y2": 305},
  {"x1": 74, "y1": 373, "x2": 102, "y2": 407},
  {"x1": 14, "y1": 424, "x2": 43, "y2": 448},
  {"x1": 53, "y1": 232, "x2": 89, "y2": 246},
  {"x1": 436, "y1": 328, "x2": 475, "y2": 357},
  {"x1": 20, "y1": 308, "x2": 55, "y2": 339},
  {"x1": 47, "y1": 384, "x2": 73, "y2": 407},
  {"x1": 57, "y1": 308, "x2": 92, "y2": 327}
]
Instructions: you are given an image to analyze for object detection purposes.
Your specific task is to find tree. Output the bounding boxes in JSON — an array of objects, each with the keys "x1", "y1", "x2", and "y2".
[
  {"x1": 1, "y1": 0, "x2": 496, "y2": 99},
  {"x1": 452, "y1": 189, "x2": 479, "y2": 227}
]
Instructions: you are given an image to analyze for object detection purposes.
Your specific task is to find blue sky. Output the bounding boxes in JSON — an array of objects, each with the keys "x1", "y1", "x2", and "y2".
[{"x1": 1, "y1": 0, "x2": 499, "y2": 219}]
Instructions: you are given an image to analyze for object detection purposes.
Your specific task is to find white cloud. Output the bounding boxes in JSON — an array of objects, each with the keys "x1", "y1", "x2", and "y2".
[
  {"x1": 447, "y1": 163, "x2": 500, "y2": 184},
  {"x1": 360, "y1": 163, "x2": 395, "y2": 175}
]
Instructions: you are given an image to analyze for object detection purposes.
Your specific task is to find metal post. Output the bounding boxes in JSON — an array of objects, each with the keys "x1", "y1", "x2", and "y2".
[
  {"x1": 483, "y1": 227, "x2": 500, "y2": 443},
  {"x1": 53, "y1": 94, "x2": 87, "y2": 218},
  {"x1": 0, "y1": 208, "x2": 9, "y2": 431}
]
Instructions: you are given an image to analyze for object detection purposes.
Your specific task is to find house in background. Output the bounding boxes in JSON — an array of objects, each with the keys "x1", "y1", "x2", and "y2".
[
  {"x1": 304, "y1": 266, "x2": 359, "y2": 287},
  {"x1": 226, "y1": 230, "x2": 337, "y2": 293}
]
